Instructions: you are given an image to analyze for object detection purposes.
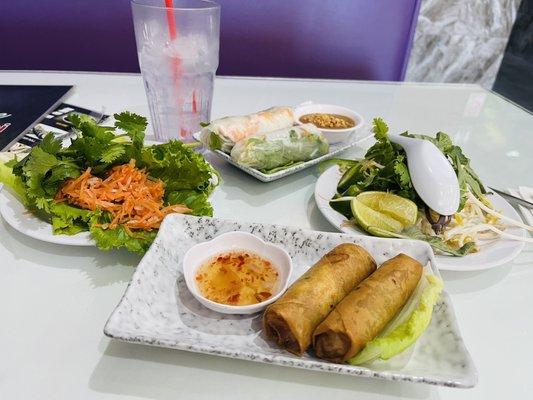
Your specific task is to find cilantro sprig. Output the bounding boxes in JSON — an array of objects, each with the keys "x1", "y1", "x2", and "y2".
[{"x1": 334, "y1": 118, "x2": 417, "y2": 202}]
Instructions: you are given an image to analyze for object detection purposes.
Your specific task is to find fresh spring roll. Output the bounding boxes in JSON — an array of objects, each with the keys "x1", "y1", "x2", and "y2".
[
  {"x1": 200, "y1": 106, "x2": 295, "y2": 152},
  {"x1": 313, "y1": 253, "x2": 423, "y2": 363},
  {"x1": 263, "y1": 243, "x2": 376, "y2": 356},
  {"x1": 230, "y1": 124, "x2": 329, "y2": 172}
]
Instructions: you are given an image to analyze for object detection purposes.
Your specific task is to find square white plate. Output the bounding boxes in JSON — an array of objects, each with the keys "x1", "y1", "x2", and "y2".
[
  {"x1": 192, "y1": 130, "x2": 371, "y2": 182},
  {"x1": 104, "y1": 214, "x2": 477, "y2": 388}
]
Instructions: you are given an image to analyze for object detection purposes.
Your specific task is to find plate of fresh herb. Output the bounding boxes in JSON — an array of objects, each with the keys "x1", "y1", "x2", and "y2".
[
  {"x1": 314, "y1": 118, "x2": 531, "y2": 271},
  {"x1": 0, "y1": 112, "x2": 218, "y2": 253}
]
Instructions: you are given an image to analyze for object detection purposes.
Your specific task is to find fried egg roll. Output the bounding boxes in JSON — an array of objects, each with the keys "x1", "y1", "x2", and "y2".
[
  {"x1": 263, "y1": 243, "x2": 376, "y2": 355},
  {"x1": 313, "y1": 253, "x2": 423, "y2": 363}
]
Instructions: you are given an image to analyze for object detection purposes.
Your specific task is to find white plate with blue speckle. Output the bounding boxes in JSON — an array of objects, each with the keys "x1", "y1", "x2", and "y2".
[{"x1": 104, "y1": 214, "x2": 477, "y2": 388}]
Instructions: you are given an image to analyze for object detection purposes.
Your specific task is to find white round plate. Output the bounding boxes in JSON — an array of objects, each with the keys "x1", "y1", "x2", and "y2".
[
  {"x1": 0, "y1": 187, "x2": 95, "y2": 246},
  {"x1": 314, "y1": 166, "x2": 526, "y2": 271}
]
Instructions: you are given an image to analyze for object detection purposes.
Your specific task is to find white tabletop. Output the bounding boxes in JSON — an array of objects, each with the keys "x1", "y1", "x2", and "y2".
[{"x1": 1, "y1": 71, "x2": 532, "y2": 400}]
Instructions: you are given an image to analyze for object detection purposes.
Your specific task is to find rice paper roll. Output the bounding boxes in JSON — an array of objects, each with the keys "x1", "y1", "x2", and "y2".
[
  {"x1": 200, "y1": 106, "x2": 295, "y2": 152},
  {"x1": 230, "y1": 124, "x2": 329, "y2": 172},
  {"x1": 313, "y1": 253, "x2": 423, "y2": 363},
  {"x1": 263, "y1": 243, "x2": 376, "y2": 356}
]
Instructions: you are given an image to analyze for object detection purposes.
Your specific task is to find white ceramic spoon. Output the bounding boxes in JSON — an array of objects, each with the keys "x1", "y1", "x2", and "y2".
[{"x1": 389, "y1": 135, "x2": 460, "y2": 215}]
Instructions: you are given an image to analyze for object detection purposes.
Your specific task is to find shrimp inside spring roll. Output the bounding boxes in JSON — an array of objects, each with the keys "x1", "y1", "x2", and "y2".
[
  {"x1": 200, "y1": 106, "x2": 295, "y2": 152},
  {"x1": 313, "y1": 253, "x2": 423, "y2": 363},
  {"x1": 263, "y1": 243, "x2": 376, "y2": 355}
]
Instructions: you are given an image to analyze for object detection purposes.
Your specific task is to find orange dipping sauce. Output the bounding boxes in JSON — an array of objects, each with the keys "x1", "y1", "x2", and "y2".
[
  {"x1": 299, "y1": 113, "x2": 356, "y2": 129},
  {"x1": 195, "y1": 251, "x2": 279, "y2": 306}
]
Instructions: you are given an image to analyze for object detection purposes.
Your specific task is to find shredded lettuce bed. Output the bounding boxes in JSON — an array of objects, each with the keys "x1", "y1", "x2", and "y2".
[{"x1": 0, "y1": 112, "x2": 218, "y2": 254}]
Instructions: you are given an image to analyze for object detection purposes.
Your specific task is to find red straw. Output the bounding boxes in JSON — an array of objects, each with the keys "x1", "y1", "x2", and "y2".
[
  {"x1": 164, "y1": 0, "x2": 198, "y2": 138},
  {"x1": 163, "y1": 0, "x2": 181, "y2": 81},
  {"x1": 164, "y1": 0, "x2": 178, "y2": 40}
]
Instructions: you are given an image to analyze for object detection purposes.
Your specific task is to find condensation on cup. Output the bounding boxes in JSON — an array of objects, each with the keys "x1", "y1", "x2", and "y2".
[{"x1": 132, "y1": 0, "x2": 220, "y2": 142}]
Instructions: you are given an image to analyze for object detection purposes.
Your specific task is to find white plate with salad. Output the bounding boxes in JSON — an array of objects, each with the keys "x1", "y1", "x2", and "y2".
[
  {"x1": 0, "y1": 112, "x2": 219, "y2": 253},
  {"x1": 195, "y1": 105, "x2": 371, "y2": 182},
  {"x1": 314, "y1": 118, "x2": 529, "y2": 271}
]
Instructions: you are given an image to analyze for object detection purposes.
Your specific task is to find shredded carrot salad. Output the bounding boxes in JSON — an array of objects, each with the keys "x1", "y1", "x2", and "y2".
[{"x1": 55, "y1": 159, "x2": 190, "y2": 231}]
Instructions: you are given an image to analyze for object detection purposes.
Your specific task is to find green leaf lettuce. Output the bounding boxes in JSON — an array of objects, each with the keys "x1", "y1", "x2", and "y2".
[
  {"x1": 349, "y1": 273, "x2": 444, "y2": 365},
  {"x1": 0, "y1": 156, "x2": 27, "y2": 203}
]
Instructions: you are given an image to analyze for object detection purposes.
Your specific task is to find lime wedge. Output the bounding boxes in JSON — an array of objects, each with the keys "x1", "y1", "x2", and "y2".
[
  {"x1": 366, "y1": 225, "x2": 401, "y2": 238},
  {"x1": 356, "y1": 191, "x2": 418, "y2": 227},
  {"x1": 351, "y1": 198, "x2": 404, "y2": 234}
]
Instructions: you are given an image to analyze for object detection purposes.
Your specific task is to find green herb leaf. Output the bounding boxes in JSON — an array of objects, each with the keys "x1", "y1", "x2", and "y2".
[
  {"x1": 100, "y1": 144, "x2": 126, "y2": 163},
  {"x1": 329, "y1": 197, "x2": 354, "y2": 219},
  {"x1": 372, "y1": 117, "x2": 389, "y2": 142},
  {"x1": 208, "y1": 131, "x2": 223, "y2": 151},
  {"x1": 67, "y1": 119, "x2": 116, "y2": 167},
  {"x1": 21, "y1": 147, "x2": 62, "y2": 202},
  {"x1": 49, "y1": 202, "x2": 93, "y2": 235},
  {"x1": 90, "y1": 224, "x2": 157, "y2": 254},
  {"x1": 393, "y1": 161, "x2": 411, "y2": 188},
  {"x1": 41, "y1": 161, "x2": 80, "y2": 197},
  {"x1": 317, "y1": 158, "x2": 357, "y2": 174},
  {"x1": 68, "y1": 113, "x2": 98, "y2": 128},
  {"x1": 39, "y1": 133, "x2": 62, "y2": 155},
  {"x1": 114, "y1": 111, "x2": 146, "y2": 159},
  {"x1": 166, "y1": 189, "x2": 214, "y2": 216},
  {"x1": 140, "y1": 140, "x2": 217, "y2": 195}
]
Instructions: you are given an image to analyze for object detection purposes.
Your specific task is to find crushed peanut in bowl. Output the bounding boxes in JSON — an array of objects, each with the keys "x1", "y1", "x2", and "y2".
[{"x1": 299, "y1": 113, "x2": 356, "y2": 129}]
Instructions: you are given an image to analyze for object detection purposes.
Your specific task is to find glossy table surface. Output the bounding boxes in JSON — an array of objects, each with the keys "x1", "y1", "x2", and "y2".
[{"x1": 0, "y1": 71, "x2": 532, "y2": 400}]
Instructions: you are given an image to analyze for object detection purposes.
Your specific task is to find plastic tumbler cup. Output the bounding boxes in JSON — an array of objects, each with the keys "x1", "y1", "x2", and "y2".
[{"x1": 131, "y1": 0, "x2": 220, "y2": 142}]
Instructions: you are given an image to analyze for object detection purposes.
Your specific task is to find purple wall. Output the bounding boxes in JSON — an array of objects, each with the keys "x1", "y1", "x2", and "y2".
[
  {"x1": 217, "y1": 0, "x2": 421, "y2": 81},
  {"x1": 0, "y1": 1, "x2": 139, "y2": 72},
  {"x1": 0, "y1": 0, "x2": 420, "y2": 81}
]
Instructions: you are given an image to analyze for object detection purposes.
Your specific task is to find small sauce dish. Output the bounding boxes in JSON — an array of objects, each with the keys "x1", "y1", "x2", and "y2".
[
  {"x1": 294, "y1": 103, "x2": 364, "y2": 144},
  {"x1": 182, "y1": 231, "x2": 292, "y2": 314}
]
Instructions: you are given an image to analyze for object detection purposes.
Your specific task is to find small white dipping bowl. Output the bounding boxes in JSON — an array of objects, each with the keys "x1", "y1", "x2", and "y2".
[
  {"x1": 182, "y1": 231, "x2": 292, "y2": 315},
  {"x1": 294, "y1": 103, "x2": 364, "y2": 144}
]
